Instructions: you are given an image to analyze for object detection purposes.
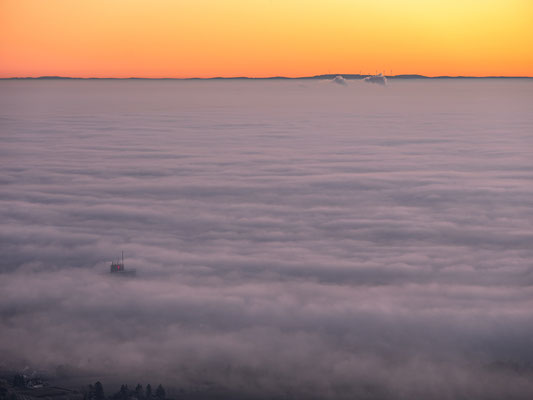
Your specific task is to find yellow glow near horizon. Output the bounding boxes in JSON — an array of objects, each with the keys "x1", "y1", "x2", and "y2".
[{"x1": 1, "y1": 0, "x2": 532, "y2": 77}]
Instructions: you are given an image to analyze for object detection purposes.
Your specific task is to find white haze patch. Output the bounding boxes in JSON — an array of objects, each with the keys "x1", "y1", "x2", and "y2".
[
  {"x1": 364, "y1": 74, "x2": 387, "y2": 85},
  {"x1": 1, "y1": 79, "x2": 533, "y2": 399},
  {"x1": 331, "y1": 76, "x2": 347, "y2": 86}
]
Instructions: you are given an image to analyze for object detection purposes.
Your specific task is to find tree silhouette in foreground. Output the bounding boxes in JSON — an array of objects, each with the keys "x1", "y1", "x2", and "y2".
[
  {"x1": 134, "y1": 384, "x2": 143, "y2": 399},
  {"x1": 94, "y1": 382, "x2": 105, "y2": 400},
  {"x1": 85, "y1": 381, "x2": 170, "y2": 400},
  {"x1": 155, "y1": 385, "x2": 165, "y2": 400},
  {"x1": 119, "y1": 385, "x2": 128, "y2": 400},
  {"x1": 145, "y1": 384, "x2": 152, "y2": 399}
]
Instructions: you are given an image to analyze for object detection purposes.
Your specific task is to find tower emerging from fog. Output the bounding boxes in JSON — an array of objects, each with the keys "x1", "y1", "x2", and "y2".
[
  {"x1": 110, "y1": 252, "x2": 136, "y2": 276},
  {"x1": 110, "y1": 251, "x2": 125, "y2": 273}
]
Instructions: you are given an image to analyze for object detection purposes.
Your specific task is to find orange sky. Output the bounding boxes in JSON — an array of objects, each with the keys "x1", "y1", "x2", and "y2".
[{"x1": 1, "y1": 0, "x2": 532, "y2": 78}]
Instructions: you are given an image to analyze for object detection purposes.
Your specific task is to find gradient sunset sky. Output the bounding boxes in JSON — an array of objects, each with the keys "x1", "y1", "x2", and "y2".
[{"x1": 1, "y1": 0, "x2": 532, "y2": 78}]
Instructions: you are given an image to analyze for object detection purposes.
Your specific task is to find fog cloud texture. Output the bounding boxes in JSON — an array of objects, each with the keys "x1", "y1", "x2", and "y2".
[{"x1": 1, "y1": 79, "x2": 533, "y2": 399}]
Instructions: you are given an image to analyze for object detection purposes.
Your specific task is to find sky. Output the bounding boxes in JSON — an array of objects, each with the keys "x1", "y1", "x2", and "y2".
[
  {"x1": 1, "y1": 78, "x2": 533, "y2": 399},
  {"x1": 1, "y1": 0, "x2": 533, "y2": 78}
]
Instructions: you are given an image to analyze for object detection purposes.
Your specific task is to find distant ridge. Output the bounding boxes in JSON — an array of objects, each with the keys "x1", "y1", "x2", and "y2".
[{"x1": 2, "y1": 74, "x2": 532, "y2": 80}]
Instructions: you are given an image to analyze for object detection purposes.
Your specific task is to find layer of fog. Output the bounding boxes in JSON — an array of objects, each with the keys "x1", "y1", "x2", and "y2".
[{"x1": 1, "y1": 79, "x2": 533, "y2": 399}]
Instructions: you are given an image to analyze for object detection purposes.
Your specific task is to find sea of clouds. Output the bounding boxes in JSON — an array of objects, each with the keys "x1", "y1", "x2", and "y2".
[{"x1": 1, "y1": 79, "x2": 533, "y2": 399}]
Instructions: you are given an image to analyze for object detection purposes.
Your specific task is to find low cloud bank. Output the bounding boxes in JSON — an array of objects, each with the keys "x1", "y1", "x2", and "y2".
[
  {"x1": 1, "y1": 79, "x2": 533, "y2": 399},
  {"x1": 331, "y1": 76, "x2": 347, "y2": 86},
  {"x1": 364, "y1": 74, "x2": 387, "y2": 85}
]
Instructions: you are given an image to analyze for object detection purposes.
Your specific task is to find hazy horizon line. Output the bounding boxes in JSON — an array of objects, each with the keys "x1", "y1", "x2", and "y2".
[{"x1": 2, "y1": 73, "x2": 533, "y2": 80}]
